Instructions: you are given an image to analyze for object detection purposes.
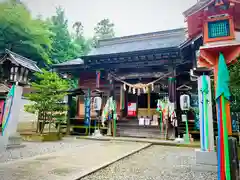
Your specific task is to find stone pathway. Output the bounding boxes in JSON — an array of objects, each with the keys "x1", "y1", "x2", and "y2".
[
  {"x1": 0, "y1": 140, "x2": 150, "y2": 180},
  {"x1": 77, "y1": 136, "x2": 200, "y2": 147},
  {"x1": 0, "y1": 137, "x2": 96, "y2": 163},
  {"x1": 81, "y1": 145, "x2": 217, "y2": 180}
]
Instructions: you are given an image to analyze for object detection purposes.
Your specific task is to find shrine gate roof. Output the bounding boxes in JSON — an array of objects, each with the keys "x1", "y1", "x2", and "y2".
[
  {"x1": 183, "y1": 0, "x2": 240, "y2": 17},
  {"x1": 0, "y1": 49, "x2": 41, "y2": 72},
  {"x1": 87, "y1": 28, "x2": 186, "y2": 57},
  {"x1": 183, "y1": 0, "x2": 211, "y2": 17}
]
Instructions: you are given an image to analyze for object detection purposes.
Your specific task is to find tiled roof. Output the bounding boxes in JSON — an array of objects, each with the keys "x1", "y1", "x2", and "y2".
[
  {"x1": 52, "y1": 58, "x2": 84, "y2": 67},
  {"x1": 5, "y1": 49, "x2": 41, "y2": 72},
  {"x1": 183, "y1": 0, "x2": 224, "y2": 17},
  {"x1": 87, "y1": 28, "x2": 186, "y2": 56},
  {"x1": 183, "y1": 0, "x2": 240, "y2": 17},
  {"x1": 0, "y1": 83, "x2": 10, "y2": 93}
]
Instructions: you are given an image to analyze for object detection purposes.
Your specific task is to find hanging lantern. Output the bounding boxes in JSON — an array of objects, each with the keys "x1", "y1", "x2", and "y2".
[{"x1": 180, "y1": 94, "x2": 190, "y2": 111}]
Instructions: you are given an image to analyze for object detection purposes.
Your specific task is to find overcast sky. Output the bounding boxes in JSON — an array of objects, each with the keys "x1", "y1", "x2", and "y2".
[{"x1": 21, "y1": 0, "x2": 197, "y2": 38}]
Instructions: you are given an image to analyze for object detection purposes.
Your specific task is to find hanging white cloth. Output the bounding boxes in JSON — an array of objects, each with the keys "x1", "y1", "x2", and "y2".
[
  {"x1": 152, "y1": 115, "x2": 159, "y2": 126},
  {"x1": 139, "y1": 117, "x2": 145, "y2": 126},
  {"x1": 145, "y1": 117, "x2": 151, "y2": 126}
]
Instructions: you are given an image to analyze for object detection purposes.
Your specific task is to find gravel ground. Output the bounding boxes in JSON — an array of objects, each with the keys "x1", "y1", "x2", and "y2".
[
  {"x1": 81, "y1": 145, "x2": 217, "y2": 180},
  {"x1": 0, "y1": 137, "x2": 96, "y2": 163}
]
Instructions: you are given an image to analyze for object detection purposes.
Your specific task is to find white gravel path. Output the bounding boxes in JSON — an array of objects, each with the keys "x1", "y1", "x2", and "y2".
[
  {"x1": 0, "y1": 137, "x2": 97, "y2": 163},
  {"x1": 81, "y1": 145, "x2": 217, "y2": 180}
]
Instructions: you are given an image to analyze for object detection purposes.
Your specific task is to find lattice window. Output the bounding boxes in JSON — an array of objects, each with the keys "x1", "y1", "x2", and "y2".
[{"x1": 208, "y1": 19, "x2": 230, "y2": 39}]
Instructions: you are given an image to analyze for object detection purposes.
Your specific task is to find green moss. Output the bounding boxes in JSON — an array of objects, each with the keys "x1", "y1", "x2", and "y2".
[{"x1": 21, "y1": 132, "x2": 62, "y2": 142}]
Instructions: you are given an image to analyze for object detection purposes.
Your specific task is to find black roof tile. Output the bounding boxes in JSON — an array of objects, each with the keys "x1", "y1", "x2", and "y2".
[
  {"x1": 88, "y1": 28, "x2": 186, "y2": 56},
  {"x1": 4, "y1": 49, "x2": 41, "y2": 72}
]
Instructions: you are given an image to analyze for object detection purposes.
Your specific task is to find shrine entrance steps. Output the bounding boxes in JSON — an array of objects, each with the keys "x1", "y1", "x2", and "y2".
[{"x1": 116, "y1": 119, "x2": 164, "y2": 139}]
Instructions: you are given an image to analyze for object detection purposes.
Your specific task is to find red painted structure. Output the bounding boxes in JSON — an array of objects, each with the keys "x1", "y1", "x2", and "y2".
[
  {"x1": 184, "y1": 0, "x2": 240, "y2": 39},
  {"x1": 184, "y1": 1, "x2": 240, "y2": 179},
  {"x1": 184, "y1": 0, "x2": 240, "y2": 135}
]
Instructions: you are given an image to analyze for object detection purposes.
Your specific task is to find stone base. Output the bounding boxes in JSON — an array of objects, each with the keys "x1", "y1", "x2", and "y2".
[
  {"x1": 193, "y1": 149, "x2": 217, "y2": 172},
  {"x1": 7, "y1": 133, "x2": 22, "y2": 146},
  {"x1": 0, "y1": 136, "x2": 7, "y2": 152},
  {"x1": 6, "y1": 144, "x2": 25, "y2": 149},
  {"x1": 0, "y1": 133, "x2": 23, "y2": 152},
  {"x1": 183, "y1": 134, "x2": 190, "y2": 143},
  {"x1": 92, "y1": 129, "x2": 102, "y2": 137},
  {"x1": 193, "y1": 163, "x2": 217, "y2": 172}
]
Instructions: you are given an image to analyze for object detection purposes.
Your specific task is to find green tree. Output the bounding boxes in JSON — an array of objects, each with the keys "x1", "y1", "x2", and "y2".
[
  {"x1": 229, "y1": 58, "x2": 240, "y2": 112},
  {"x1": 24, "y1": 69, "x2": 70, "y2": 133},
  {"x1": 0, "y1": 1, "x2": 53, "y2": 66},
  {"x1": 92, "y1": 18, "x2": 115, "y2": 47},
  {"x1": 48, "y1": 7, "x2": 77, "y2": 64},
  {"x1": 72, "y1": 21, "x2": 91, "y2": 56}
]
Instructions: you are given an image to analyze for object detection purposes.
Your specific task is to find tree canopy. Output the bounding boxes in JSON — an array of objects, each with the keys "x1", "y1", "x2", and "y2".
[
  {"x1": 47, "y1": 7, "x2": 77, "y2": 64},
  {"x1": 92, "y1": 18, "x2": 115, "y2": 47},
  {"x1": 0, "y1": 1, "x2": 53, "y2": 65},
  {"x1": 0, "y1": 1, "x2": 116, "y2": 67},
  {"x1": 229, "y1": 58, "x2": 240, "y2": 112},
  {"x1": 24, "y1": 69, "x2": 69, "y2": 113},
  {"x1": 24, "y1": 70, "x2": 70, "y2": 133}
]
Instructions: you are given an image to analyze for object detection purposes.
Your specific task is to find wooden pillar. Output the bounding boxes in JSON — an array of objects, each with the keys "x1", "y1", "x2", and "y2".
[
  {"x1": 124, "y1": 87, "x2": 128, "y2": 117},
  {"x1": 191, "y1": 42, "x2": 197, "y2": 69},
  {"x1": 108, "y1": 72, "x2": 116, "y2": 136},
  {"x1": 66, "y1": 94, "x2": 73, "y2": 135},
  {"x1": 148, "y1": 86, "x2": 151, "y2": 116},
  {"x1": 168, "y1": 69, "x2": 177, "y2": 105},
  {"x1": 77, "y1": 78, "x2": 81, "y2": 117},
  {"x1": 168, "y1": 64, "x2": 177, "y2": 138}
]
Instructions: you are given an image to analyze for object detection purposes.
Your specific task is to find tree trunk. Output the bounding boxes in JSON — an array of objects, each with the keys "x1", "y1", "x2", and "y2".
[
  {"x1": 40, "y1": 111, "x2": 46, "y2": 134},
  {"x1": 36, "y1": 113, "x2": 40, "y2": 133},
  {"x1": 57, "y1": 122, "x2": 61, "y2": 135},
  {"x1": 48, "y1": 111, "x2": 53, "y2": 133}
]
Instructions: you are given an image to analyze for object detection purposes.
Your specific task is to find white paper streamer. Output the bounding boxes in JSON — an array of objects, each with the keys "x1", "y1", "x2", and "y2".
[
  {"x1": 133, "y1": 88, "x2": 136, "y2": 94},
  {"x1": 123, "y1": 84, "x2": 126, "y2": 91}
]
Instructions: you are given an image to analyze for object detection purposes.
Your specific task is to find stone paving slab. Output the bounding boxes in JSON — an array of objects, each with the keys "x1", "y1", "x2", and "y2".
[
  {"x1": 0, "y1": 141, "x2": 151, "y2": 180},
  {"x1": 77, "y1": 136, "x2": 201, "y2": 148}
]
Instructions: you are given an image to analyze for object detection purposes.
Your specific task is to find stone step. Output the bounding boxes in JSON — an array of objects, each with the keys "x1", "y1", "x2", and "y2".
[
  {"x1": 117, "y1": 126, "x2": 167, "y2": 139},
  {"x1": 117, "y1": 124, "x2": 160, "y2": 129},
  {"x1": 117, "y1": 120, "x2": 139, "y2": 126},
  {"x1": 118, "y1": 130, "x2": 166, "y2": 139},
  {"x1": 117, "y1": 129, "x2": 162, "y2": 134}
]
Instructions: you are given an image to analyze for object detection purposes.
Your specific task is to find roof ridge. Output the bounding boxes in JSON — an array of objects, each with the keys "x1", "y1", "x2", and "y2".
[
  {"x1": 98, "y1": 28, "x2": 186, "y2": 47},
  {"x1": 6, "y1": 49, "x2": 37, "y2": 65},
  {"x1": 183, "y1": 0, "x2": 214, "y2": 17}
]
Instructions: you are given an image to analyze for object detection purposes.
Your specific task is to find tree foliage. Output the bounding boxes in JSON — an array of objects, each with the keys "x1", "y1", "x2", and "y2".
[
  {"x1": 24, "y1": 70, "x2": 70, "y2": 133},
  {"x1": 72, "y1": 21, "x2": 91, "y2": 56},
  {"x1": 47, "y1": 7, "x2": 77, "y2": 64},
  {"x1": 0, "y1": 1, "x2": 53, "y2": 65},
  {"x1": 92, "y1": 18, "x2": 115, "y2": 47},
  {"x1": 48, "y1": 7, "x2": 91, "y2": 65},
  {"x1": 229, "y1": 58, "x2": 240, "y2": 112},
  {"x1": 24, "y1": 69, "x2": 69, "y2": 113}
]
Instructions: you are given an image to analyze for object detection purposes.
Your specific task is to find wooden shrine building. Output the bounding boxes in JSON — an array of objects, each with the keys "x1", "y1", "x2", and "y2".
[{"x1": 53, "y1": 28, "x2": 201, "y2": 138}]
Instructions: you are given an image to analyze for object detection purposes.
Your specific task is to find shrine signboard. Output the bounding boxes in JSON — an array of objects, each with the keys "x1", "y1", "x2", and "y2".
[{"x1": 127, "y1": 102, "x2": 137, "y2": 116}]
